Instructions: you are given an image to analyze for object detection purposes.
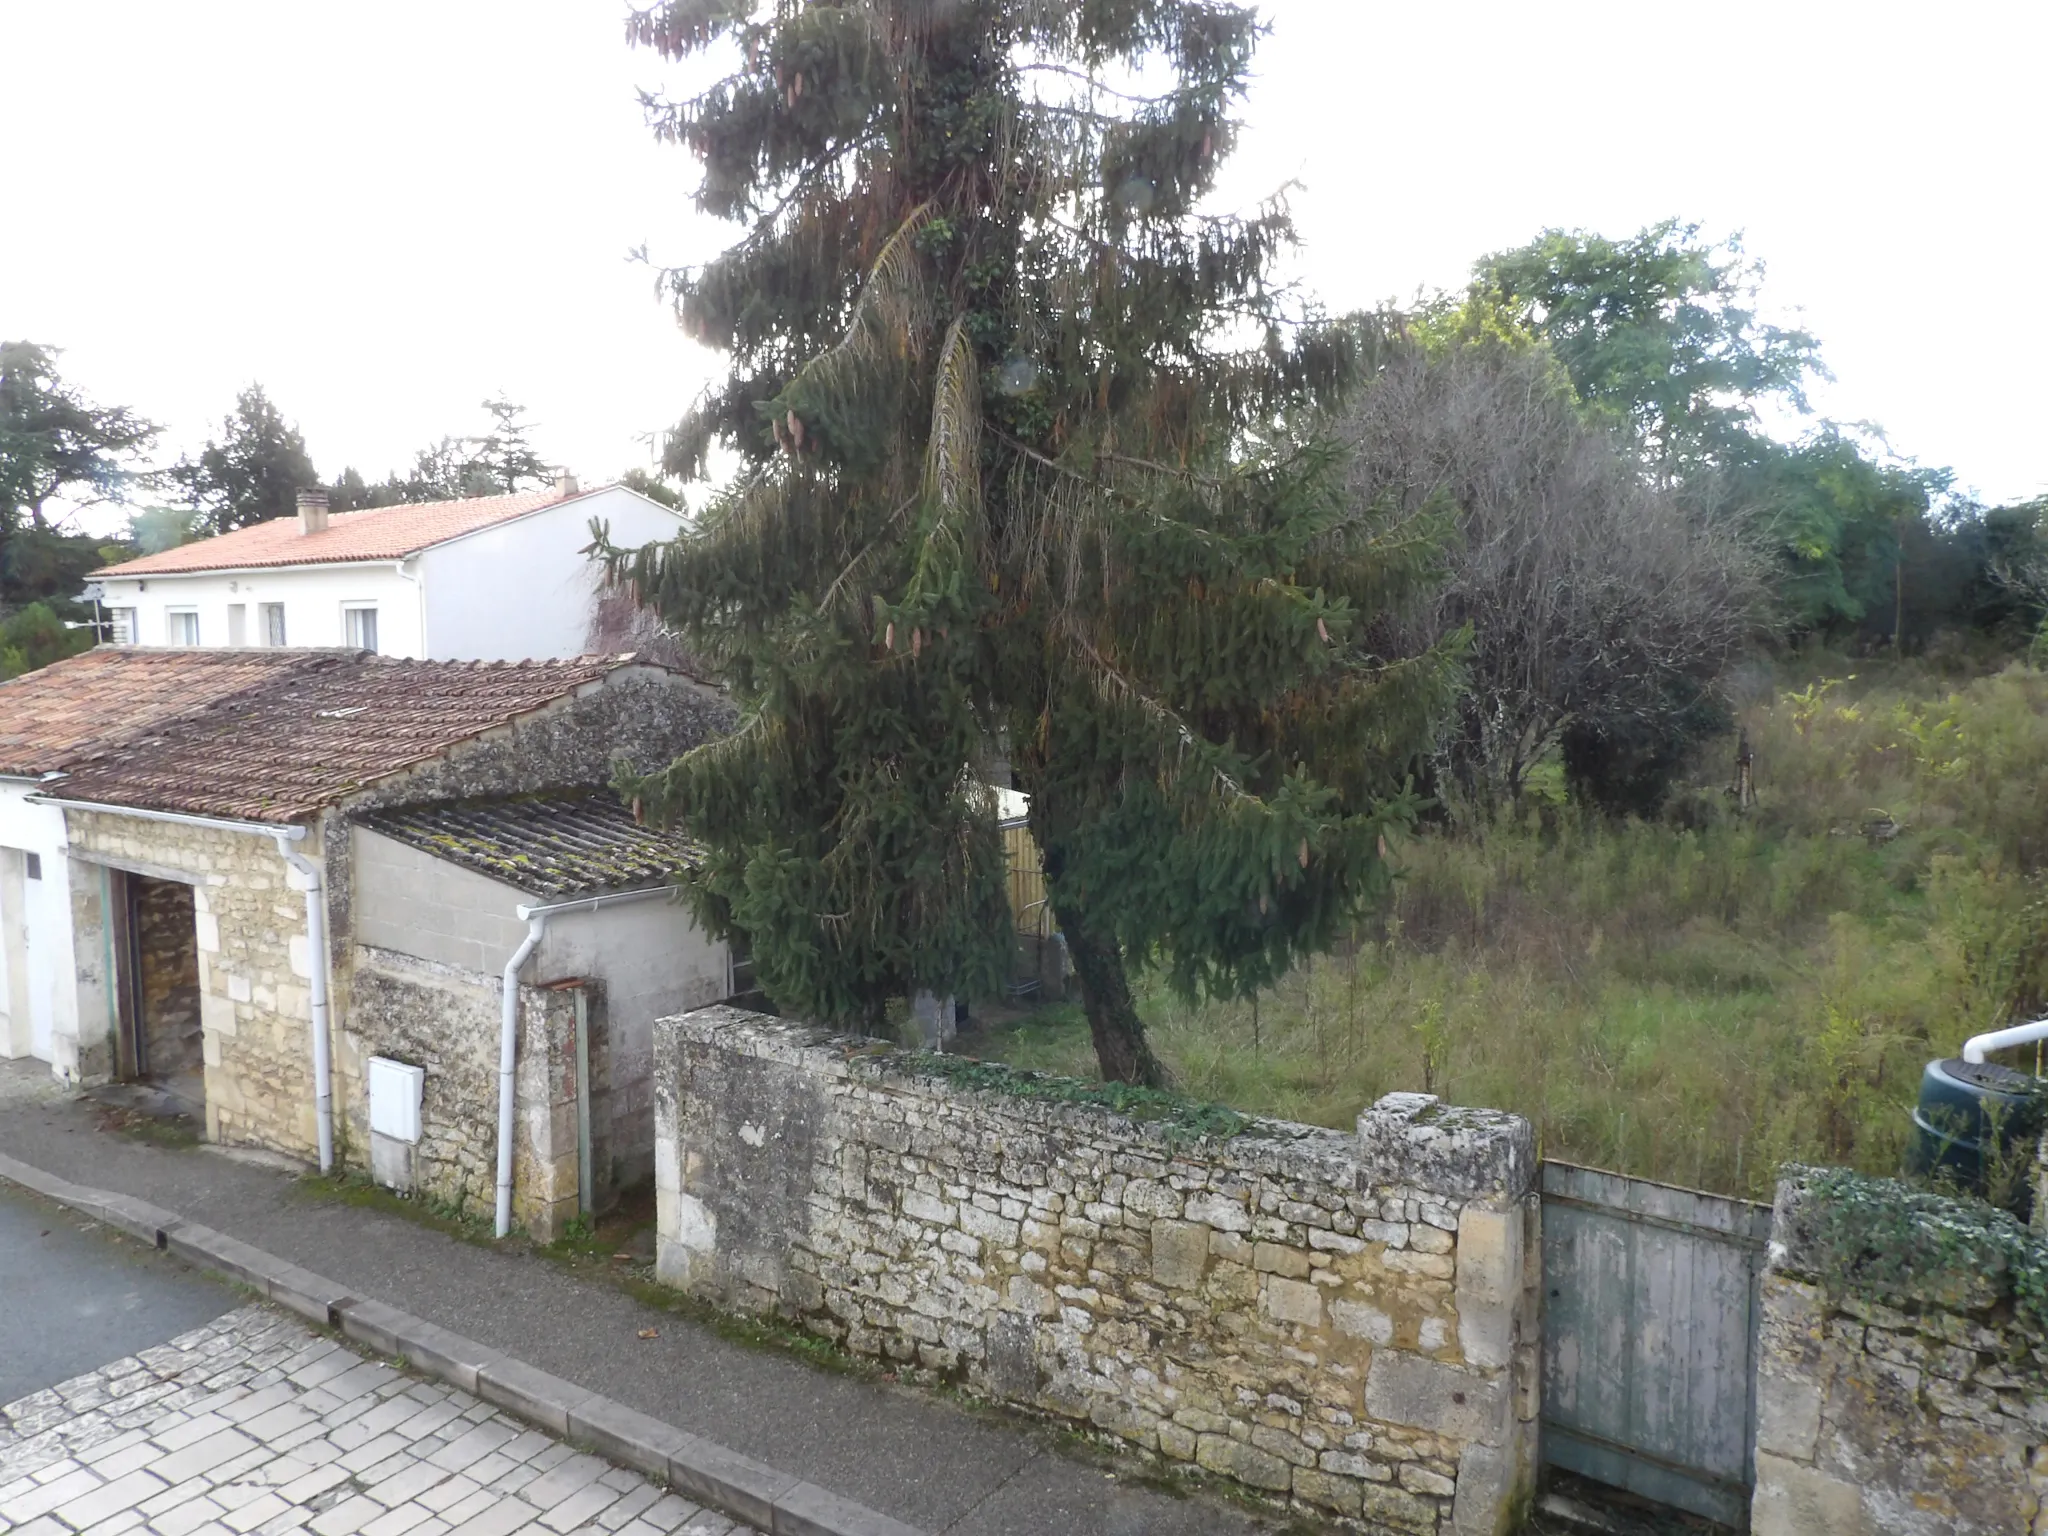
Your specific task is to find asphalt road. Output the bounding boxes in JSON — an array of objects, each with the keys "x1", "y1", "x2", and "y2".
[{"x1": 0, "y1": 1182, "x2": 233, "y2": 1405}]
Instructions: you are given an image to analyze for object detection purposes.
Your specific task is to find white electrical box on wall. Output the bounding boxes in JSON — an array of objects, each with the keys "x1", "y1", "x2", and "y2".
[{"x1": 367, "y1": 1057, "x2": 425, "y2": 1144}]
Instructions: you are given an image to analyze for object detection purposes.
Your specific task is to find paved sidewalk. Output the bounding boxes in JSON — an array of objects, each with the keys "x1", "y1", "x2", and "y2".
[
  {"x1": 0, "y1": 1305, "x2": 756, "y2": 1536},
  {"x1": 0, "y1": 1064, "x2": 1277, "y2": 1536}
]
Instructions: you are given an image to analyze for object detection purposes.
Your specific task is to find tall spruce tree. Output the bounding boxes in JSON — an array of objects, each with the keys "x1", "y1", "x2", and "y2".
[{"x1": 610, "y1": 0, "x2": 1456, "y2": 1083}]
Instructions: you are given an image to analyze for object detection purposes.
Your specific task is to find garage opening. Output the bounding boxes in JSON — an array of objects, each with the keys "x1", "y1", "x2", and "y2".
[{"x1": 121, "y1": 875, "x2": 205, "y2": 1116}]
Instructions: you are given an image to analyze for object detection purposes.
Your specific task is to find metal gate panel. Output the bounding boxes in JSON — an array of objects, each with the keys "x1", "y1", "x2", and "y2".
[{"x1": 1541, "y1": 1162, "x2": 1772, "y2": 1528}]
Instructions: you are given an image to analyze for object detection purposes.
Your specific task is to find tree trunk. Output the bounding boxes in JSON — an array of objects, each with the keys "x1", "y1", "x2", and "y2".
[{"x1": 1050, "y1": 894, "x2": 1167, "y2": 1087}]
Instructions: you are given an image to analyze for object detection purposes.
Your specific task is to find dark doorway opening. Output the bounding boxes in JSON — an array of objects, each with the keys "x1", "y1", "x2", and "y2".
[{"x1": 120, "y1": 875, "x2": 206, "y2": 1117}]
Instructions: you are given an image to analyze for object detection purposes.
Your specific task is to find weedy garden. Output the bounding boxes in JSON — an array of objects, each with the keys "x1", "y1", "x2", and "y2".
[{"x1": 973, "y1": 656, "x2": 2048, "y2": 1200}]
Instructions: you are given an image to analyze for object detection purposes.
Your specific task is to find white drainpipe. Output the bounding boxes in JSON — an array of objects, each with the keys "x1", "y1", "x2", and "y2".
[
  {"x1": 23, "y1": 795, "x2": 335, "y2": 1173},
  {"x1": 494, "y1": 884, "x2": 679, "y2": 1239},
  {"x1": 1963, "y1": 1018, "x2": 2048, "y2": 1064},
  {"x1": 495, "y1": 913, "x2": 547, "y2": 1240}
]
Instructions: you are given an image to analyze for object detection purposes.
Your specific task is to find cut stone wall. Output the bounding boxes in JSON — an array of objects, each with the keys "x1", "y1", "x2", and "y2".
[
  {"x1": 65, "y1": 810, "x2": 320, "y2": 1156},
  {"x1": 653, "y1": 1007, "x2": 1540, "y2": 1534},
  {"x1": 340, "y1": 946, "x2": 612, "y2": 1239},
  {"x1": 1752, "y1": 1173, "x2": 2048, "y2": 1535}
]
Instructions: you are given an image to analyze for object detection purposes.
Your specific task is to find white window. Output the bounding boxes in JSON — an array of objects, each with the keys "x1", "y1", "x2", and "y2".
[
  {"x1": 343, "y1": 604, "x2": 379, "y2": 653},
  {"x1": 166, "y1": 608, "x2": 199, "y2": 646},
  {"x1": 108, "y1": 608, "x2": 137, "y2": 645},
  {"x1": 227, "y1": 603, "x2": 247, "y2": 646},
  {"x1": 261, "y1": 603, "x2": 287, "y2": 646}
]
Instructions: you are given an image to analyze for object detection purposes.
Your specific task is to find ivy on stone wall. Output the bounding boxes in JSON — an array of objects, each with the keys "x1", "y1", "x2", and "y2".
[
  {"x1": 1794, "y1": 1165, "x2": 2048, "y2": 1340},
  {"x1": 898, "y1": 1053, "x2": 1257, "y2": 1148}
]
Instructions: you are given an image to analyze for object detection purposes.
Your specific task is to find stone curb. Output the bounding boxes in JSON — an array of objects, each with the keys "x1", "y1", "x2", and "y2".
[{"x1": 0, "y1": 1152, "x2": 927, "y2": 1536}]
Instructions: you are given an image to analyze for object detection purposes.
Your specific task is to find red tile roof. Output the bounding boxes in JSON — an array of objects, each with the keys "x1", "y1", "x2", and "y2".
[
  {"x1": 1, "y1": 647, "x2": 635, "y2": 820},
  {"x1": 92, "y1": 487, "x2": 593, "y2": 577},
  {"x1": 0, "y1": 648, "x2": 336, "y2": 779}
]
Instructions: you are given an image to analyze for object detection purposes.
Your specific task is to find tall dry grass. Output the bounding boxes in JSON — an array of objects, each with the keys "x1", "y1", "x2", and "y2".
[{"x1": 970, "y1": 661, "x2": 2048, "y2": 1199}]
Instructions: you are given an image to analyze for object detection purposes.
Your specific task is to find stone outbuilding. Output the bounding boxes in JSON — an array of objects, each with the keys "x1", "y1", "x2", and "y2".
[
  {"x1": 348, "y1": 789, "x2": 734, "y2": 1231},
  {"x1": 0, "y1": 645, "x2": 734, "y2": 1235}
]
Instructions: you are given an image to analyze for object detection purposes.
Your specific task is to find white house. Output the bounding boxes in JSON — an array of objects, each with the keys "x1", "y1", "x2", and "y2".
[{"x1": 89, "y1": 478, "x2": 685, "y2": 661}]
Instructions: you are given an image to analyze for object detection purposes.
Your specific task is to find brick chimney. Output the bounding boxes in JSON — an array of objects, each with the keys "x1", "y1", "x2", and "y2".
[
  {"x1": 554, "y1": 472, "x2": 579, "y2": 498},
  {"x1": 297, "y1": 488, "x2": 330, "y2": 535}
]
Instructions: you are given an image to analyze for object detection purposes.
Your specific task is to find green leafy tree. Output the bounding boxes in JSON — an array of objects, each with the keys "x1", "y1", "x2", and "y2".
[
  {"x1": 0, "y1": 601, "x2": 92, "y2": 679},
  {"x1": 1, "y1": 342, "x2": 158, "y2": 619},
  {"x1": 1733, "y1": 427, "x2": 1949, "y2": 642},
  {"x1": 0, "y1": 341, "x2": 160, "y2": 534},
  {"x1": 127, "y1": 505, "x2": 202, "y2": 555},
  {"x1": 1476, "y1": 221, "x2": 1826, "y2": 482},
  {"x1": 606, "y1": 0, "x2": 1457, "y2": 1083},
  {"x1": 173, "y1": 384, "x2": 320, "y2": 535},
  {"x1": 1474, "y1": 225, "x2": 2016, "y2": 654}
]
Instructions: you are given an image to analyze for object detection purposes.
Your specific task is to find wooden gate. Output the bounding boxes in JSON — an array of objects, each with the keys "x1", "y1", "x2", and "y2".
[{"x1": 1540, "y1": 1162, "x2": 1773, "y2": 1527}]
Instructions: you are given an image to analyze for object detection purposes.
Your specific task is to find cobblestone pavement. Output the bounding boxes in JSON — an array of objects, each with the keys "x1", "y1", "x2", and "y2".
[{"x1": 0, "y1": 1306, "x2": 759, "y2": 1536}]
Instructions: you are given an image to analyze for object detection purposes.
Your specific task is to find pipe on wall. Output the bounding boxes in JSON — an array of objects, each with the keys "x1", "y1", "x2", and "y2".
[
  {"x1": 493, "y1": 884, "x2": 679, "y2": 1240},
  {"x1": 494, "y1": 914, "x2": 546, "y2": 1240}
]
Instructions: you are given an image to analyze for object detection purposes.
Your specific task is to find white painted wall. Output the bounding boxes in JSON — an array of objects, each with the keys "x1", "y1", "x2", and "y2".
[
  {"x1": 95, "y1": 487, "x2": 685, "y2": 661},
  {"x1": 0, "y1": 781, "x2": 79, "y2": 1075},
  {"x1": 416, "y1": 486, "x2": 685, "y2": 662},
  {"x1": 95, "y1": 563, "x2": 425, "y2": 656}
]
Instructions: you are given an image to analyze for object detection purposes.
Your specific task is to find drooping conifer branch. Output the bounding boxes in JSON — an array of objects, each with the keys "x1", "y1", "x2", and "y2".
[{"x1": 615, "y1": 0, "x2": 1459, "y2": 1081}]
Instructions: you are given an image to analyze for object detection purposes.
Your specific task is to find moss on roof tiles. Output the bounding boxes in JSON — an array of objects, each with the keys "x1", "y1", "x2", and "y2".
[{"x1": 361, "y1": 789, "x2": 702, "y2": 897}]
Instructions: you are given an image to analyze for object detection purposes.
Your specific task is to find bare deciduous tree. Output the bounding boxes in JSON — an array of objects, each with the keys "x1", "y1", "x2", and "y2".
[{"x1": 1343, "y1": 334, "x2": 1761, "y2": 809}]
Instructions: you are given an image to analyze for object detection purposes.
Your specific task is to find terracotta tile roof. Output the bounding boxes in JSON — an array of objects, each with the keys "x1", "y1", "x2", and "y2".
[
  {"x1": 92, "y1": 486, "x2": 594, "y2": 577},
  {"x1": 8, "y1": 648, "x2": 633, "y2": 820},
  {"x1": 0, "y1": 647, "x2": 337, "y2": 779},
  {"x1": 362, "y1": 790, "x2": 702, "y2": 898}
]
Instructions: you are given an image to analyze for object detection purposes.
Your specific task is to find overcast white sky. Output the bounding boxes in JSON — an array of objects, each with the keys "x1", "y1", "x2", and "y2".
[{"x1": 4, "y1": 1, "x2": 2043, "y2": 536}]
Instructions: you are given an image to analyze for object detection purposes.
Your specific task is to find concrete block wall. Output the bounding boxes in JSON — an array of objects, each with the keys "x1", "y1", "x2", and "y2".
[
  {"x1": 350, "y1": 828, "x2": 532, "y2": 979},
  {"x1": 652, "y1": 1007, "x2": 1540, "y2": 1534},
  {"x1": 1752, "y1": 1174, "x2": 2048, "y2": 1534}
]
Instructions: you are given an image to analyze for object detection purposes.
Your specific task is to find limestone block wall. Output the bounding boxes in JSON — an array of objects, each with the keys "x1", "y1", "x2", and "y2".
[
  {"x1": 340, "y1": 947, "x2": 612, "y2": 1238},
  {"x1": 65, "y1": 810, "x2": 321, "y2": 1156},
  {"x1": 653, "y1": 1007, "x2": 1539, "y2": 1535},
  {"x1": 1752, "y1": 1173, "x2": 2048, "y2": 1535}
]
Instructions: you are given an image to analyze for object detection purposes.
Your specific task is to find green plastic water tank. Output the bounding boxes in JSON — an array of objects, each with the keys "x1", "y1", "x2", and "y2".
[{"x1": 1906, "y1": 1056, "x2": 2041, "y2": 1209}]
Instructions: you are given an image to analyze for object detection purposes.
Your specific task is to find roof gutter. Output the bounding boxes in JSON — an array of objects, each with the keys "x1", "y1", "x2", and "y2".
[
  {"x1": 494, "y1": 882, "x2": 680, "y2": 1239},
  {"x1": 25, "y1": 795, "x2": 306, "y2": 838},
  {"x1": 26, "y1": 794, "x2": 335, "y2": 1175}
]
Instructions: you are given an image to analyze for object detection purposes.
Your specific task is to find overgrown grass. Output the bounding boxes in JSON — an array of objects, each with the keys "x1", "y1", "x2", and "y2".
[{"x1": 967, "y1": 659, "x2": 2048, "y2": 1200}]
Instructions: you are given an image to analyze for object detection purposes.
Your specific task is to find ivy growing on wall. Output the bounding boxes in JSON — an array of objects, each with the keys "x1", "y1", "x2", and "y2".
[
  {"x1": 1794, "y1": 1165, "x2": 2048, "y2": 1342},
  {"x1": 898, "y1": 1052, "x2": 1257, "y2": 1149}
]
